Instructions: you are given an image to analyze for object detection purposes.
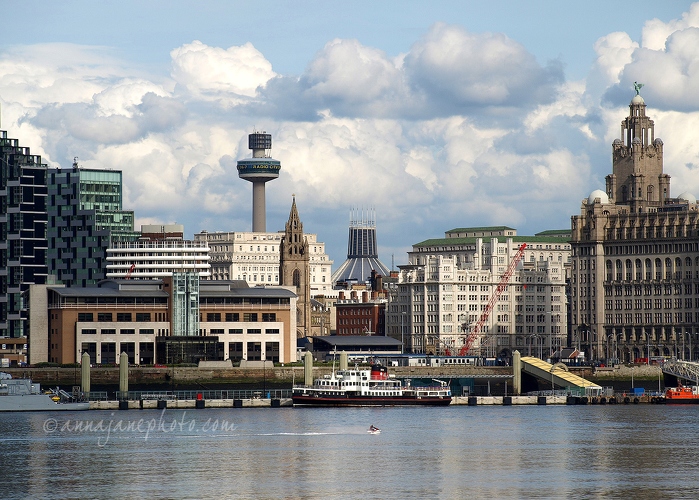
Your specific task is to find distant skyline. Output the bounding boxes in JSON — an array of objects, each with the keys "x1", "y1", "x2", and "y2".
[{"x1": 1, "y1": 1, "x2": 699, "y2": 269}]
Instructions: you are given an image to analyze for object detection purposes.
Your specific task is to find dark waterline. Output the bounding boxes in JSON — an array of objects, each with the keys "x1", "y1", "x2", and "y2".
[{"x1": 2, "y1": 406, "x2": 699, "y2": 499}]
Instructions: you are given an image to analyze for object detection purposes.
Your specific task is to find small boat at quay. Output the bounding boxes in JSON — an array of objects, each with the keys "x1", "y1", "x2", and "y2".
[
  {"x1": 292, "y1": 364, "x2": 452, "y2": 407},
  {"x1": 0, "y1": 372, "x2": 90, "y2": 411},
  {"x1": 664, "y1": 383, "x2": 699, "y2": 404}
]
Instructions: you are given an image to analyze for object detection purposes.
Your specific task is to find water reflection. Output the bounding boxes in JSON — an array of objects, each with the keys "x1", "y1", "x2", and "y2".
[{"x1": 1, "y1": 406, "x2": 699, "y2": 499}]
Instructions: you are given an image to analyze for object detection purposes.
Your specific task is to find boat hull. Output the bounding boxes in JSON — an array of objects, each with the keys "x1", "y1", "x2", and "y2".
[
  {"x1": 292, "y1": 394, "x2": 452, "y2": 407},
  {"x1": 664, "y1": 397, "x2": 699, "y2": 404},
  {"x1": 0, "y1": 394, "x2": 90, "y2": 412}
]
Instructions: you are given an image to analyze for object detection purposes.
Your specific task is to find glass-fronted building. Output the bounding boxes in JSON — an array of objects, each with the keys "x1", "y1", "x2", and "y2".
[
  {"x1": 47, "y1": 165, "x2": 139, "y2": 287},
  {"x1": 0, "y1": 130, "x2": 49, "y2": 338}
]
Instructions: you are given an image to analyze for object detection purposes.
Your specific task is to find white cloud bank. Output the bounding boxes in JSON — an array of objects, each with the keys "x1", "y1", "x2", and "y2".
[{"x1": 2, "y1": 8, "x2": 699, "y2": 265}]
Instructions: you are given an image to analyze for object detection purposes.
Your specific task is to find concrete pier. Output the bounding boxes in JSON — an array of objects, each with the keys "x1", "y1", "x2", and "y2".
[{"x1": 91, "y1": 398, "x2": 294, "y2": 410}]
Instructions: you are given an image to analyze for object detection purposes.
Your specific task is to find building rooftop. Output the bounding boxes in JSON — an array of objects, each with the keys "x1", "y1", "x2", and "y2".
[
  {"x1": 446, "y1": 226, "x2": 516, "y2": 233},
  {"x1": 310, "y1": 335, "x2": 402, "y2": 349},
  {"x1": 413, "y1": 235, "x2": 571, "y2": 247}
]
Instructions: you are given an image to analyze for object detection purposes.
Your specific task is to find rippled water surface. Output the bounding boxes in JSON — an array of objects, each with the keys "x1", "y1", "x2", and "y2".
[{"x1": 2, "y1": 405, "x2": 699, "y2": 499}]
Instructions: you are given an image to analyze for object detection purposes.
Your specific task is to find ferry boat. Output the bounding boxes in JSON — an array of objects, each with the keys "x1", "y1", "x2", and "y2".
[
  {"x1": 292, "y1": 364, "x2": 452, "y2": 407},
  {"x1": 664, "y1": 383, "x2": 699, "y2": 404},
  {"x1": 0, "y1": 372, "x2": 90, "y2": 411}
]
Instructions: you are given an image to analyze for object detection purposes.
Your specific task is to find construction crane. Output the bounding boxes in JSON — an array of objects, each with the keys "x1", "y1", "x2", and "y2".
[
  {"x1": 458, "y1": 243, "x2": 527, "y2": 356},
  {"x1": 125, "y1": 263, "x2": 136, "y2": 280}
]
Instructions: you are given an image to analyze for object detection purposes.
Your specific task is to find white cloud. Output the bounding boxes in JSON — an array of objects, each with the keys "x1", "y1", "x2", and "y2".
[
  {"x1": 170, "y1": 41, "x2": 276, "y2": 101},
  {"x1": 602, "y1": 7, "x2": 699, "y2": 110},
  {"x1": 590, "y1": 32, "x2": 638, "y2": 88},
  {"x1": 304, "y1": 39, "x2": 403, "y2": 103},
  {"x1": 2, "y1": 6, "x2": 699, "y2": 266},
  {"x1": 641, "y1": 2, "x2": 699, "y2": 50},
  {"x1": 404, "y1": 23, "x2": 564, "y2": 112}
]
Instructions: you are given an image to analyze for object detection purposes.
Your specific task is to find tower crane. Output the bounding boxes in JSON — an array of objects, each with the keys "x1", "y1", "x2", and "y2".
[
  {"x1": 125, "y1": 263, "x2": 136, "y2": 280},
  {"x1": 458, "y1": 243, "x2": 527, "y2": 356}
]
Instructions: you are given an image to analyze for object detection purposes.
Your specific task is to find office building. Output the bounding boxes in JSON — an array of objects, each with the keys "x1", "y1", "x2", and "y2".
[
  {"x1": 571, "y1": 91, "x2": 699, "y2": 362},
  {"x1": 390, "y1": 227, "x2": 570, "y2": 358},
  {"x1": 35, "y1": 277, "x2": 298, "y2": 364}
]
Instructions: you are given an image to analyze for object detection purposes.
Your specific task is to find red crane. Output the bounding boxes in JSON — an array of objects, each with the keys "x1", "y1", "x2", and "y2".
[
  {"x1": 125, "y1": 263, "x2": 136, "y2": 279},
  {"x1": 458, "y1": 243, "x2": 527, "y2": 356}
]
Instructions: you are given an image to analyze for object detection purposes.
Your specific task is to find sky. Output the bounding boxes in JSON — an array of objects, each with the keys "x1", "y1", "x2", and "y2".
[{"x1": 2, "y1": 1, "x2": 699, "y2": 271}]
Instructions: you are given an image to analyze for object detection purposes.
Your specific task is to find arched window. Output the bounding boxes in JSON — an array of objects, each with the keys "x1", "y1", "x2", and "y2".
[
  {"x1": 293, "y1": 269, "x2": 301, "y2": 287},
  {"x1": 625, "y1": 259, "x2": 632, "y2": 280},
  {"x1": 635, "y1": 259, "x2": 642, "y2": 280}
]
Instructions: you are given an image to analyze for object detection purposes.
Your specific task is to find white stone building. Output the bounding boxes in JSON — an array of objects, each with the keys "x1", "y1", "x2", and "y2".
[
  {"x1": 194, "y1": 230, "x2": 333, "y2": 295},
  {"x1": 389, "y1": 228, "x2": 570, "y2": 359}
]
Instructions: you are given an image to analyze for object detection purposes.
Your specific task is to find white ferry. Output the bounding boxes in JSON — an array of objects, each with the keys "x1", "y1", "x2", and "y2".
[
  {"x1": 0, "y1": 373, "x2": 90, "y2": 411},
  {"x1": 292, "y1": 364, "x2": 452, "y2": 407}
]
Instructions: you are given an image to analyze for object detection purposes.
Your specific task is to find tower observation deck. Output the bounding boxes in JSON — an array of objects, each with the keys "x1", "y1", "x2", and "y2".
[{"x1": 237, "y1": 132, "x2": 281, "y2": 232}]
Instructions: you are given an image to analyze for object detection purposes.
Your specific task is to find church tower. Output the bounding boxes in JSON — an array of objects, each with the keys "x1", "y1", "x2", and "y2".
[
  {"x1": 279, "y1": 197, "x2": 311, "y2": 338},
  {"x1": 606, "y1": 87, "x2": 670, "y2": 210}
]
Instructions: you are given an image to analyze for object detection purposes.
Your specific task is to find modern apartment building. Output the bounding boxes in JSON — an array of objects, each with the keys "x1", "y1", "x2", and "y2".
[
  {"x1": 389, "y1": 228, "x2": 570, "y2": 358},
  {"x1": 47, "y1": 162, "x2": 139, "y2": 286},
  {"x1": 0, "y1": 129, "x2": 49, "y2": 338},
  {"x1": 571, "y1": 91, "x2": 699, "y2": 363}
]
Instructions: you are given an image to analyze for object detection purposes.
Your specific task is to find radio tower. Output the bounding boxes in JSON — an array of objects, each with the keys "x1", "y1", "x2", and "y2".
[{"x1": 237, "y1": 132, "x2": 281, "y2": 232}]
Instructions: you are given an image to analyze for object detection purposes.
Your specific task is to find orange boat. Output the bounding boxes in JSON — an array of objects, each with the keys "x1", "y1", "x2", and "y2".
[{"x1": 665, "y1": 384, "x2": 699, "y2": 404}]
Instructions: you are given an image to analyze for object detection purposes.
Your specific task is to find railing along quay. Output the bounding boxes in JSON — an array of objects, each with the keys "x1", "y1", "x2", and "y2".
[{"x1": 116, "y1": 389, "x2": 292, "y2": 401}]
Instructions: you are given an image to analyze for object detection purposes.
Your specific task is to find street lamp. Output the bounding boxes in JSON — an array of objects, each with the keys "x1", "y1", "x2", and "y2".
[
  {"x1": 546, "y1": 310, "x2": 552, "y2": 362},
  {"x1": 690, "y1": 330, "x2": 695, "y2": 362},
  {"x1": 644, "y1": 330, "x2": 650, "y2": 365},
  {"x1": 616, "y1": 332, "x2": 624, "y2": 364},
  {"x1": 529, "y1": 334, "x2": 540, "y2": 359}
]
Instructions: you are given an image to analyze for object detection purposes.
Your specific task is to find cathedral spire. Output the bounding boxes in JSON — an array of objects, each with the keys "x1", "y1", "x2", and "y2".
[{"x1": 279, "y1": 195, "x2": 310, "y2": 338}]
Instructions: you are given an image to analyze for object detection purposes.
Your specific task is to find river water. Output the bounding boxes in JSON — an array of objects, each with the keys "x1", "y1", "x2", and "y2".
[{"x1": 1, "y1": 405, "x2": 698, "y2": 499}]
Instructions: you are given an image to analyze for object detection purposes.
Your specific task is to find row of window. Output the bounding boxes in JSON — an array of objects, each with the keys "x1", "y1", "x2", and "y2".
[
  {"x1": 605, "y1": 313, "x2": 698, "y2": 325},
  {"x1": 80, "y1": 328, "x2": 281, "y2": 336},
  {"x1": 204, "y1": 313, "x2": 277, "y2": 322},
  {"x1": 78, "y1": 312, "x2": 156, "y2": 322},
  {"x1": 604, "y1": 284, "x2": 699, "y2": 297},
  {"x1": 606, "y1": 298, "x2": 699, "y2": 310},
  {"x1": 81, "y1": 329, "x2": 155, "y2": 335},
  {"x1": 77, "y1": 311, "x2": 281, "y2": 323}
]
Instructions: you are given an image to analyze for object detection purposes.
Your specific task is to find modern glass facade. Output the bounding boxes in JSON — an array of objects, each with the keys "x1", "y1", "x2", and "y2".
[
  {"x1": 172, "y1": 272, "x2": 200, "y2": 336},
  {"x1": 47, "y1": 166, "x2": 138, "y2": 286},
  {"x1": 0, "y1": 130, "x2": 49, "y2": 338}
]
